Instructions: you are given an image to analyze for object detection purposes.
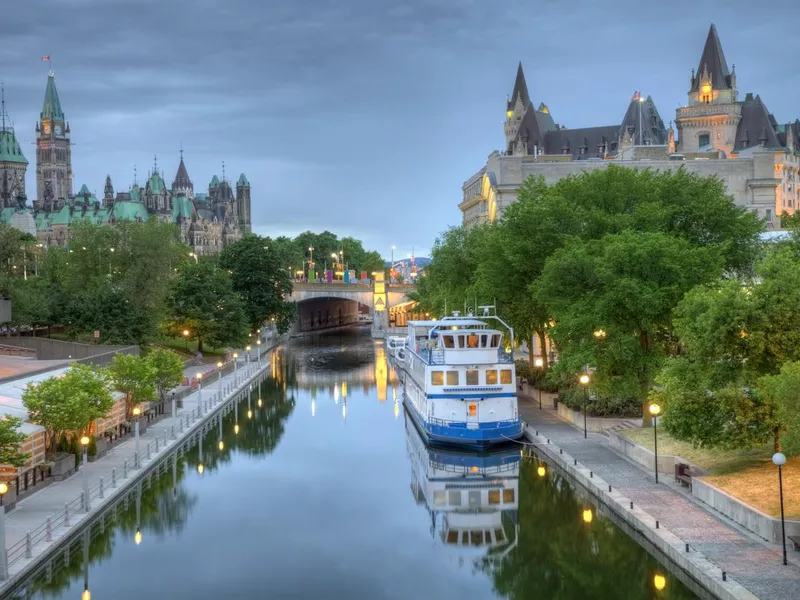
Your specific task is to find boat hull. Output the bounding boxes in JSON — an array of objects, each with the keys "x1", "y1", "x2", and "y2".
[{"x1": 403, "y1": 396, "x2": 523, "y2": 449}]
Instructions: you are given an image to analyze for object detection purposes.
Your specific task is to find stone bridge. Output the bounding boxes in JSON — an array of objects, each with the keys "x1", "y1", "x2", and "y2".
[{"x1": 286, "y1": 282, "x2": 417, "y2": 335}]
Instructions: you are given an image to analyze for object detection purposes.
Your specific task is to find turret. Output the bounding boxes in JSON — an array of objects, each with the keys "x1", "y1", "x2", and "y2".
[
  {"x1": 103, "y1": 175, "x2": 114, "y2": 207},
  {"x1": 236, "y1": 173, "x2": 251, "y2": 234}
]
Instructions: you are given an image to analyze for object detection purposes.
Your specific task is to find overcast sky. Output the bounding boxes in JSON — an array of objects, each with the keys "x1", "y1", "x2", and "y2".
[{"x1": 2, "y1": 0, "x2": 799, "y2": 259}]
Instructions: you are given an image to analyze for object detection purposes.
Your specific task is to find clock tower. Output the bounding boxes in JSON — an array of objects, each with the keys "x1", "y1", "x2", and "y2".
[{"x1": 35, "y1": 71, "x2": 72, "y2": 212}]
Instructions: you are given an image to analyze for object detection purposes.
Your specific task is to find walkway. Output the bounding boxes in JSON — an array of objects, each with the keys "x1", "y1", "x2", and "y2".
[
  {"x1": 518, "y1": 391, "x2": 800, "y2": 600},
  {"x1": 0, "y1": 347, "x2": 275, "y2": 588}
]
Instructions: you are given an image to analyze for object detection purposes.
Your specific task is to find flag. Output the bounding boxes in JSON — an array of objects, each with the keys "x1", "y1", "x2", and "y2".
[{"x1": 41, "y1": 55, "x2": 50, "y2": 62}]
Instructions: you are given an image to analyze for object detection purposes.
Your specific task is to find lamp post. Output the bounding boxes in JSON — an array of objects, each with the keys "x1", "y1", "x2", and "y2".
[
  {"x1": 773, "y1": 452, "x2": 788, "y2": 566},
  {"x1": 182, "y1": 328, "x2": 190, "y2": 350},
  {"x1": 217, "y1": 361, "x2": 223, "y2": 386},
  {"x1": 81, "y1": 435, "x2": 90, "y2": 512},
  {"x1": 133, "y1": 407, "x2": 141, "y2": 469},
  {"x1": 197, "y1": 427, "x2": 204, "y2": 475},
  {"x1": 535, "y1": 357, "x2": 544, "y2": 409},
  {"x1": 256, "y1": 339, "x2": 262, "y2": 365},
  {"x1": 0, "y1": 482, "x2": 8, "y2": 580},
  {"x1": 171, "y1": 391, "x2": 176, "y2": 420},
  {"x1": 197, "y1": 372, "x2": 204, "y2": 416},
  {"x1": 246, "y1": 345, "x2": 251, "y2": 365},
  {"x1": 233, "y1": 352, "x2": 239, "y2": 384},
  {"x1": 649, "y1": 403, "x2": 661, "y2": 483},
  {"x1": 578, "y1": 373, "x2": 590, "y2": 439}
]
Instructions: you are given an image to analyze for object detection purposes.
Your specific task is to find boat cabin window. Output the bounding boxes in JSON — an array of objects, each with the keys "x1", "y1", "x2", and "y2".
[
  {"x1": 431, "y1": 371, "x2": 444, "y2": 385},
  {"x1": 442, "y1": 335, "x2": 455, "y2": 349},
  {"x1": 434, "y1": 491, "x2": 446, "y2": 505},
  {"x1": 467, "y1": 334, "x2": 479, "y2": 348},
  {"x1": 446, "y1": 531, "x2": 459, "y2": 544},
  {"x1": 449, "y1": 490, "x2": 462, "y2": 506},
  {"x1": 488, "y1": 490, "x2": 500, "y2": 504},
  {"x1": 446, "y1": 371, "x2": 459, "y2": 385},
  {"x1": 503, "y1": 488, "x2": 515, "y2": 503},
  {"x1": 471, "y1": 531, "x2": 484, "y2": 546},
  {"x1": 492, "y1": 334, "x2": 501, "y2": 347},
  {"x1": 486, "y1": 370, "x2": 498, "y2": 384},
  {"x1": 500, "y1": 369, "x2": 513, "y2": 384},
  {"x1": 466, "y1": 370, "x2": 479, "y2": 385},
  {"x1": 458, "y1": 335, "x2": 466, "y2": 348}
]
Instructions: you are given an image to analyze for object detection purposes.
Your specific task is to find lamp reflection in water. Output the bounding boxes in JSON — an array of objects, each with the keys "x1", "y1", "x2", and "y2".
[
  {"x1": 134, "y1": 483, "x2": 142, "y2": 545},
  {"x1": 82, "y1": 528, "x2": 90, "y2": 600},
  {"x1": 197, "y1": 426, "x2": 204, "y2": 475},
  {"x1": 537, "y1": 465, "x2": 546, "y2": 477},
  {"x1": 654, "y1": 573, "x2": 667, "y2": 591},
  {"x1": 218, "y1": 414, "x2": 224, "y2": 450},
  {"x1": 404, "y1": 412, "x2": 519, "y2": 556},
  {"x1": 582, "y1": 508, "x2": 593, "y2": 524}
]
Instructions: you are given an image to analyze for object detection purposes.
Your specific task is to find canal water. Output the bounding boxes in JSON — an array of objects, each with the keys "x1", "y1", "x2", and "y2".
[{"x1": 6, "y1": 330, "x2": 700, "y2": 600}]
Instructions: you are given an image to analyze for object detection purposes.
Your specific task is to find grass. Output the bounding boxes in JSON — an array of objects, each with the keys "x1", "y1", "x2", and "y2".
[{"x1": 622, "y1": 427, "x2": 800, "y2": 519}]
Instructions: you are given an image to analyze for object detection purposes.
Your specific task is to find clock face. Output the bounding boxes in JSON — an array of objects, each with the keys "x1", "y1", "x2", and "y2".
[{"x1": 54, "y1": 125, "x2": 62, "y2": 136}]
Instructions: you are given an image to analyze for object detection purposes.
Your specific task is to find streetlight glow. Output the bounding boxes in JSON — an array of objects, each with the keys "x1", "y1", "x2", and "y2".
[
  {"x1": 582, "y1": 509, "x2": 593, "y2": 523},
  {"x1": 0, "y1": 483, "x2": 7, "y2": 496},
  {"x1": 534, "y1": 358, "x2": 543, "y2": 367},
  {"x1": 218, "y1": 440, "x2": 224, "y2": 451},
  {"x1": 579, "y1": 374, "x2": 590, "y2": 385},
  {"x1": 133, "y1": 407, "x2": 141, "y2": 416},
  {"x1": 217, "y1": 361, "x2": 223, "y2": 368},
  {"x1": 80, "y1": 436, "x2": 90, "y2": 446},
  {"x1": 197, "y1": 464, "x2": 204, "y2": 474},
  {"x1": 649, "y1": 403, "x2": 661, "y2": 416},
  {"x1": 537, "y1": 465, "x2": 546, "y2": 477},
  {"x1": 234, "y1": 424, "x2": 239, "y2": 435},
  {"x1": 653, "y1": 574, "x2": 666, "y2": 591},
  {"x1": 134, "y1": 529, "x2": 142, "y2": 545}
]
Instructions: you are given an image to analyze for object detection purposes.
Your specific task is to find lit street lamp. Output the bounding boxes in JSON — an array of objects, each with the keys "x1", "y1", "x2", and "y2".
[
  {"x1": 197, "y1": 372, "x2": 204, "y2": 415},
  {"x1": 256, "y1": 339, "x2": 262, "y2": 365},
  {"x1": 182, "y1": 329, "x2": 190, "y2": 350},
  {"x1": 81, "y1": 435, "x2": 90, "y2": 512},
  {"x1": 773, "y1": 452, "x2": 788, "y2": 566},
  {"x1": 578, "y1": 373, "x2": 590, "y2": 439},
  {"x1": 535, "y1": 357, "x2": 544, "y2": 409},
  {"x1": 133, "y1": 407, "x2": 141, "y2": 469},
  {"x1": 649, "y1": 403, "x2": 661, "y2": 483},
  {"x1": 233, "y1": 352, "x2": 239, "y2": 383},
  {"x1": 0, "y1": 482, "x2": 8, "y2": 580},
  {"x1": 217, "y1": 360, "x2": 223, "y2": 385},
  {"x1": 171, "y1": 391, "x2": 176, "y2": 419}
]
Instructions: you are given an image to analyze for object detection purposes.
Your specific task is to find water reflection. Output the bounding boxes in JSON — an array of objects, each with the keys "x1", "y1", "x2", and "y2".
[{"x1": 405, "y1": 412, "x2": 520, "y2": 556}]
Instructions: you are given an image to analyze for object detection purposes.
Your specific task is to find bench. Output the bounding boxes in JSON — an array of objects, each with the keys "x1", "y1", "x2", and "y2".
[
  {"x1": 789, "y1": 535, "x2": 800, "y2": 551},
  {"x1": 675, "y1": 463, "x2": 693, "y2": 491}
]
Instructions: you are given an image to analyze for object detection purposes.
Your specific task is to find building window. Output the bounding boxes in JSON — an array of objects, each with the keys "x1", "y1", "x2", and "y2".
[
  {"x1": 431, "y1": 371, "x2": 444, "y2": 385},
  {"x1": 698, "y1": 134, "x2": 710, "y2": 148},
  {"x1": 766, "y1": 209, "x2": 773, "y2": 222},
  {"x1": 466, "y1": 370, "x2": 479, "y2": 385},
  {"x1": 446, "y1": 371, "x2": 459, "y2": 385}
]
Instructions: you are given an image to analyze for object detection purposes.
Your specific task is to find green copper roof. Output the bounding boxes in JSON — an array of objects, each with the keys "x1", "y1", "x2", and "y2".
[
  {"x1": 0, "y1": 208, "x2": 17, "y2": 224},
  {"x1": 195, "y1": 193, "x2": 208, "y2": 204},
  {"x1": 129, "y1": 185, "x2": 141, "y2": 203},
  {"x1": 0, "y1": 128, "x2": 28, "y2": 165},
  {"x1": 146, "y1": 172, "x2": 166, "y2": 195},
  {"x1": 172, "y1": 195, "x2": 194, "y2": 220},
  {"x1": 112, "y1": 201, "x2": 148, "y2": 221},
  {"x1": 41, "y1": 74, "x2": 64, "y2": 122},
  {"x1": 77, "y1": 184, "x2": 91, "y2": 196},
  {"x1": 237, "y1": 173, "x2": 249, "y2": 186},
  {"x1": 210, "y1": 175, "x2": 219, "y2": 187}
]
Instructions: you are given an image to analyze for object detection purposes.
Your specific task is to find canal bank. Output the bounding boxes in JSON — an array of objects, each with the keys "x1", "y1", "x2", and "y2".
[
  {"x1": 519, "y1": 398, "x2": 800, "y2": 600},
  {"x1": 0, "y1": 339, "x2": 284, "y2": 595}
]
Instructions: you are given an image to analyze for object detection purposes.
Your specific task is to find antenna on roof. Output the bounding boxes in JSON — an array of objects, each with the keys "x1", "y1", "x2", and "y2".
[
  {"x1": 133, "y1": 164, "x2": 138, "y2": 186},
  {"x1": 180, "y1": 140, "x2": 183, "y2": 161}
]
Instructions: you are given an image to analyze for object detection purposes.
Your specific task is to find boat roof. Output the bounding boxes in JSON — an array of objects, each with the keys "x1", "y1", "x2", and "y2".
[{"x1": 408, "y1": 319, "x2": 487, "y2": 328}]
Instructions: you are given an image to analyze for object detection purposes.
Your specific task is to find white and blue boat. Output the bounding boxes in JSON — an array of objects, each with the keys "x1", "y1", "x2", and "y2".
[{"x1": 399, "y1": 309, "x2": 523, "y2": 448}]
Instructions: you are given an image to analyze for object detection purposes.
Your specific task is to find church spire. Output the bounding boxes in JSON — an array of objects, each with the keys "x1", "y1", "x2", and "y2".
[
  {"x1": 172, "y1": 150, "x2": 193, "y2": 197},
  {"x1": 691, "y1": 24, "x2": 732, "y2": 92},
  {"x1": 40, "y1": 72, "x2": 64, "y2": 122}
]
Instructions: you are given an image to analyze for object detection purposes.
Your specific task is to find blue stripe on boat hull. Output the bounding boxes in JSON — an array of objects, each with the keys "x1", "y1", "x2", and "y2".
[{"x1": 403, "y1": 398, "x2": 523, "y2": 449}]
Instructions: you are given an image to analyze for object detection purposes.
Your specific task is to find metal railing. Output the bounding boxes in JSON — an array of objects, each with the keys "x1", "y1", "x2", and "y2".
[
  {"x1": 427, "y1": 416, "x2": 519, "y2": 429},
  {"x1": 1, "y1": 359, "x2": 268, "y2": 576},
  {"x1": 413, "y1": 347, "x2": 514, "y2": 366}
]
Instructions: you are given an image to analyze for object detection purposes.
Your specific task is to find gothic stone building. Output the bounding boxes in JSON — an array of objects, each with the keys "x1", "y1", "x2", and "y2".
[
  {"x1": 460, "y1": 24, "x2": 800, "y2": 229},
  {"x1": 0, "y1": 71, "x2": 252, "y2": 254}
]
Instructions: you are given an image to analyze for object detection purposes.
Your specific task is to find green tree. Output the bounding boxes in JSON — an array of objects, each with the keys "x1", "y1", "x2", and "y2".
[
  {"x1": 536, "y1": 231, "x2": 723, "y2": 418},
  {"x1": 658, "y1": 244, "x2": 800, "y2": 451},
  {"x1": 166, "y1": 261, "x2": 249, "y2": 350},
  {"x1": 758, "y1": 362, "x2": 800, "y2": 455},
  {"x1": 218, "y1": 234, "x2": 294, "y2": 331},
  {"x1": 0, "y1": 416, "x2": 29, "y2": 468},
  {"x1": 107, "y1": 354, "x2": 157, "y2": 419},
  {"x1": 146, "y1": 348, "x2": 185, "y2": 403},
  {"x1": 23, "y1": 364, "x2": 114, "y2": 454}
]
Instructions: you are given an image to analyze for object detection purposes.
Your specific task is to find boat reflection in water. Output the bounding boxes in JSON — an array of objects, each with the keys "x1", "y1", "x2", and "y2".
[{"x1": 404, "y1": 406, "x2": 519, "y2": 558}]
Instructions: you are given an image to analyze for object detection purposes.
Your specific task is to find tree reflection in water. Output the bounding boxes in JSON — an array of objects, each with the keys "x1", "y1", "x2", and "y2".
[
  {"x1": 8, "y1": 365, "x2": 296, "y2": 600},
  {"x1": 481, "y1": 457, "x2": 699, "y2": 600}
]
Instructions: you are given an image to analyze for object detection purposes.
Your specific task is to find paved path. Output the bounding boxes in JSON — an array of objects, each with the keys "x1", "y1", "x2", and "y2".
[
  {"x1": 519, "y1": 392, "x2": 800, "y2": 600},
  {"x1": 0, "y1": 347, "x2": 275, "y2": 586}
]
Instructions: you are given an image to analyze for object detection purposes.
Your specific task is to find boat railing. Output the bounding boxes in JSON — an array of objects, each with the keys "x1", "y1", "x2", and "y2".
[
  {"x1": 412, "y1": 347, "x2": 514, "y2": 366},
  {"x1": 430, "y1": 460, "x2": 518, "y2": 475},
  {"x1": 428, "y1": 416, "x2": 520, "y2": 429}
]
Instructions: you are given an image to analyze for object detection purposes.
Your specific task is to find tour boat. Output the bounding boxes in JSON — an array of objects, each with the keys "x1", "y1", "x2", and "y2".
[
  {"x1": 399, "y1": 309, "x2": 523, "y2": 448},
  {"x1": 405, "y1": 410, "x2": 519, "y2": 554}
]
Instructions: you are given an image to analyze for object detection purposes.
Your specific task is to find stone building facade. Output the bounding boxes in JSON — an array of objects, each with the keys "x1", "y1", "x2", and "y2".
[
  {"x1": 0, "y1": 70, "x2": 252, "y2": 254},
  {"x1": 461, "y1": 24, "x2": 800, "y2": 229}
]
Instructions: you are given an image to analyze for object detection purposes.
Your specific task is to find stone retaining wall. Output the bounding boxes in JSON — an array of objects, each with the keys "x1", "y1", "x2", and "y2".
[
  {"x1": 556, "y1": 402, "x2": 642, "y2": 433},
  {"x1": 692, "y1": 477, "x2": 800, "y2": 544}
]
